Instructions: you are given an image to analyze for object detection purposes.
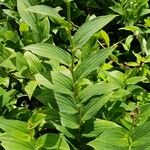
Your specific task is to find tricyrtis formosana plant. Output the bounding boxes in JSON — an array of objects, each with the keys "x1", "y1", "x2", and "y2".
[{"x1": 0, "y1": 0, "x2": 150, "y2": 150}]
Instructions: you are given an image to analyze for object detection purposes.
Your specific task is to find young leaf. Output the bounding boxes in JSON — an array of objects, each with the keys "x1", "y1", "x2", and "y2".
[
  {"x1": 75, "y1": 46, "x2": 116, "y2": 80},
  {"x1": 73, "y1": 15, "x2": 117, "y2": 49},
  {"x1": 98, "y1": 30, "x2": 110, "y2": 47},
  {"x1": 23, "y1": 43, "x2": 72, "y2": 65}
]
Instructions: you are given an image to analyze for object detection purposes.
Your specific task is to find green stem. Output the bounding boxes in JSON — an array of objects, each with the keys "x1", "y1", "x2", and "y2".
[
  {"x1": 66, "y1": 1, "x2": 71, "y2": 22},
  {"x1": 65, "y1": 1, "x2": 83, "y2": 149}
]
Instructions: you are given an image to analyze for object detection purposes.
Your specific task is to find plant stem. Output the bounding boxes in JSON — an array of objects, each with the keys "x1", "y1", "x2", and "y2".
[
  {"x1": 65, "y1": 1, "x2": 83, "y2": 149},
  {"x1": 66, "y1": 1, "x2": 71, "y2": 22}
]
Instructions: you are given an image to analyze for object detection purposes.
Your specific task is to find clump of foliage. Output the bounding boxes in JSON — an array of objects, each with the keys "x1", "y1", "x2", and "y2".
[{"x1": 0, "y1": 0, "x2": 150, "y2": 150}]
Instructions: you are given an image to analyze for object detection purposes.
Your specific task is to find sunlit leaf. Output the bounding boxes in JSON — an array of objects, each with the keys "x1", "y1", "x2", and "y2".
[
  {"x1": 75, "y1": 46, "x2": 116, "y2": 80},
  {"x1": 23, "y1": 43, "x2": 72, "y2": 65},
  {"x1": 73, "y1": 15, "x2": 117, "y2": 49}
]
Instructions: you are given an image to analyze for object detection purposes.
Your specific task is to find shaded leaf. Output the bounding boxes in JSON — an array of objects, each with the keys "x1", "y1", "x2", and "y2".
[
  {"x1": 81, "y1": 92, "x2": 113, "y2": 121},
  {"x1": 82, "y1": 119, "x2": 120, "y2": 138},
  {"x1": 36, "y1": 133, "x2": 70, "y2": 150}
]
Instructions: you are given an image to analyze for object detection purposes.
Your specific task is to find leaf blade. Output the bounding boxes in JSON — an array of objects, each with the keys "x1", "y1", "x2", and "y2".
[
  {"x1": 73, "y1": 15, "x2": 117, "y2": 49},
  {"x1": 26, "y1": 5, "x2": 69, "y2": 27},
  {"x1": 23, "y1": 43, "x2": 72, "y2": 65},
  {"x1": 75, "y1": 46, "x2": 116, "y2": 80}
]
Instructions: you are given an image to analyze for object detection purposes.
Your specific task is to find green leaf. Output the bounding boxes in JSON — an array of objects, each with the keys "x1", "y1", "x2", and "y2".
[
  {"x1": 24, "y1": 51, "x2": 42, "y2": 73},
  {"x1": 16, "y1": 52, "x2": 28, "y2": 70},
  {"x1": 81, "y1": 92, "x2": 113, "y2": 121},
  {"x1": 99, "y1": 30, "x2": 110, "y2": 47},
  {"x1": 23, "y1": 43, "x2": 72, "y2": 65},
  {"x1": 38, "y1": 17, "x2": 50, "y2": 42},
  {"x1": 19, "y1": 22, "x2": 29, "y2": 32},
  {"x1": 3, "y1": 9, "x2": 19, "y2": 21},
  {"x1": 0, "y1": 47, "x2": 16, "y2": 69},
  {"x1": 88, "y1": 127, "x2": 129, "y2": 150},
  {"x1": 78, "y1": 83, "x2": 118, "y2": 103},
  {"x1": 110, "y1": 3, "x2": 124, "y2": 15},
  {"x1": 26, "y1": 5, "x2": 69, "y2": 27},
  {"x1": 131, "y1": 121, "x2": 150, "y2": 142},
  {"x1": 28, "y1": 111, "x2": 46, "y2": 129},
  {"x1": 17, "y1": 0, "x2": 38, "y2": 33},
  {"x1": 126, "y1": 76, "x2": 147, "y2": 85},
  {"x1": 52, "y1": 123, "x2": 75, "y2": 139},
  {"x1": 36, "y1": 133, "x2": 70, "y2": 150},
  {"x1": 0, "y1": 134, "x2": 35, "y2": 150},
  {"x1": 52, "y1": 71, "x2": 73, "y2": 96},
  {"x1": 139, "y1": 104, "x2": 150, "y2": 124},
  {"x1": 0, "y1": 117, "x2": 31, "y2": 141},
  {"x1": 120, "y1": 26, "x2": 142, "y2": 34},
  {"x1": 106, "y1": 70, "x2": 125, "y2": 88},
  {"x1": 140, "y1": 8, "x2": 150, "y2": 16},
  {"x1": 35, "y1": 73, "x2": 53, "y2": 90},
  {"x1": 75, "y1": 46, "x2": 116, "y2": 80},
  {"x1": 130, "y1": 121, "x2": 150, "y2": 149},
  {"x1": 25, "y1": 80, "x2": 37, "y2": 100},
  {"x1": 0, "y1": 88, "x2": 15, "y2": 107},
  {"x1": 34, "y1": 88, "x2": 57, "y2": 108},
  {"x1": 82, "y1": 119, "x2": 120, "y2": 138},
  {"x1": 111, "y1": 89, "x2": 130, "y2": 99},
  {"x1": 73, "y1": 15, "x2": 117, "y2": 49},
  {"x1": 60, "y1": 113, "x2": 79, "y2": 129},
  {"x1": 131, "y1": 141, "x2": 150, "y2": 150},
  {"x1": 55, "y1": 94, "x2": 77, "y2": 114}
]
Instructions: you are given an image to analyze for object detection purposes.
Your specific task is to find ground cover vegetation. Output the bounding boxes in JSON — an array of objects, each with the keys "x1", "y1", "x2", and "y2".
[{"x1": 0, "y1": 0, "x2": 150, "y2": 149}]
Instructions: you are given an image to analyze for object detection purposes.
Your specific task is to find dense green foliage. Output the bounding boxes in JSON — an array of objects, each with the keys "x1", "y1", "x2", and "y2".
[{"x1": 0, "y1": 0, "x2": 150, "y2": 149}]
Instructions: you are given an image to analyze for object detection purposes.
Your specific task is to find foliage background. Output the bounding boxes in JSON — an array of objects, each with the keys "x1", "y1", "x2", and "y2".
[{"x1": 0, "y1": 0, "x2": 150, "y2": 149}]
